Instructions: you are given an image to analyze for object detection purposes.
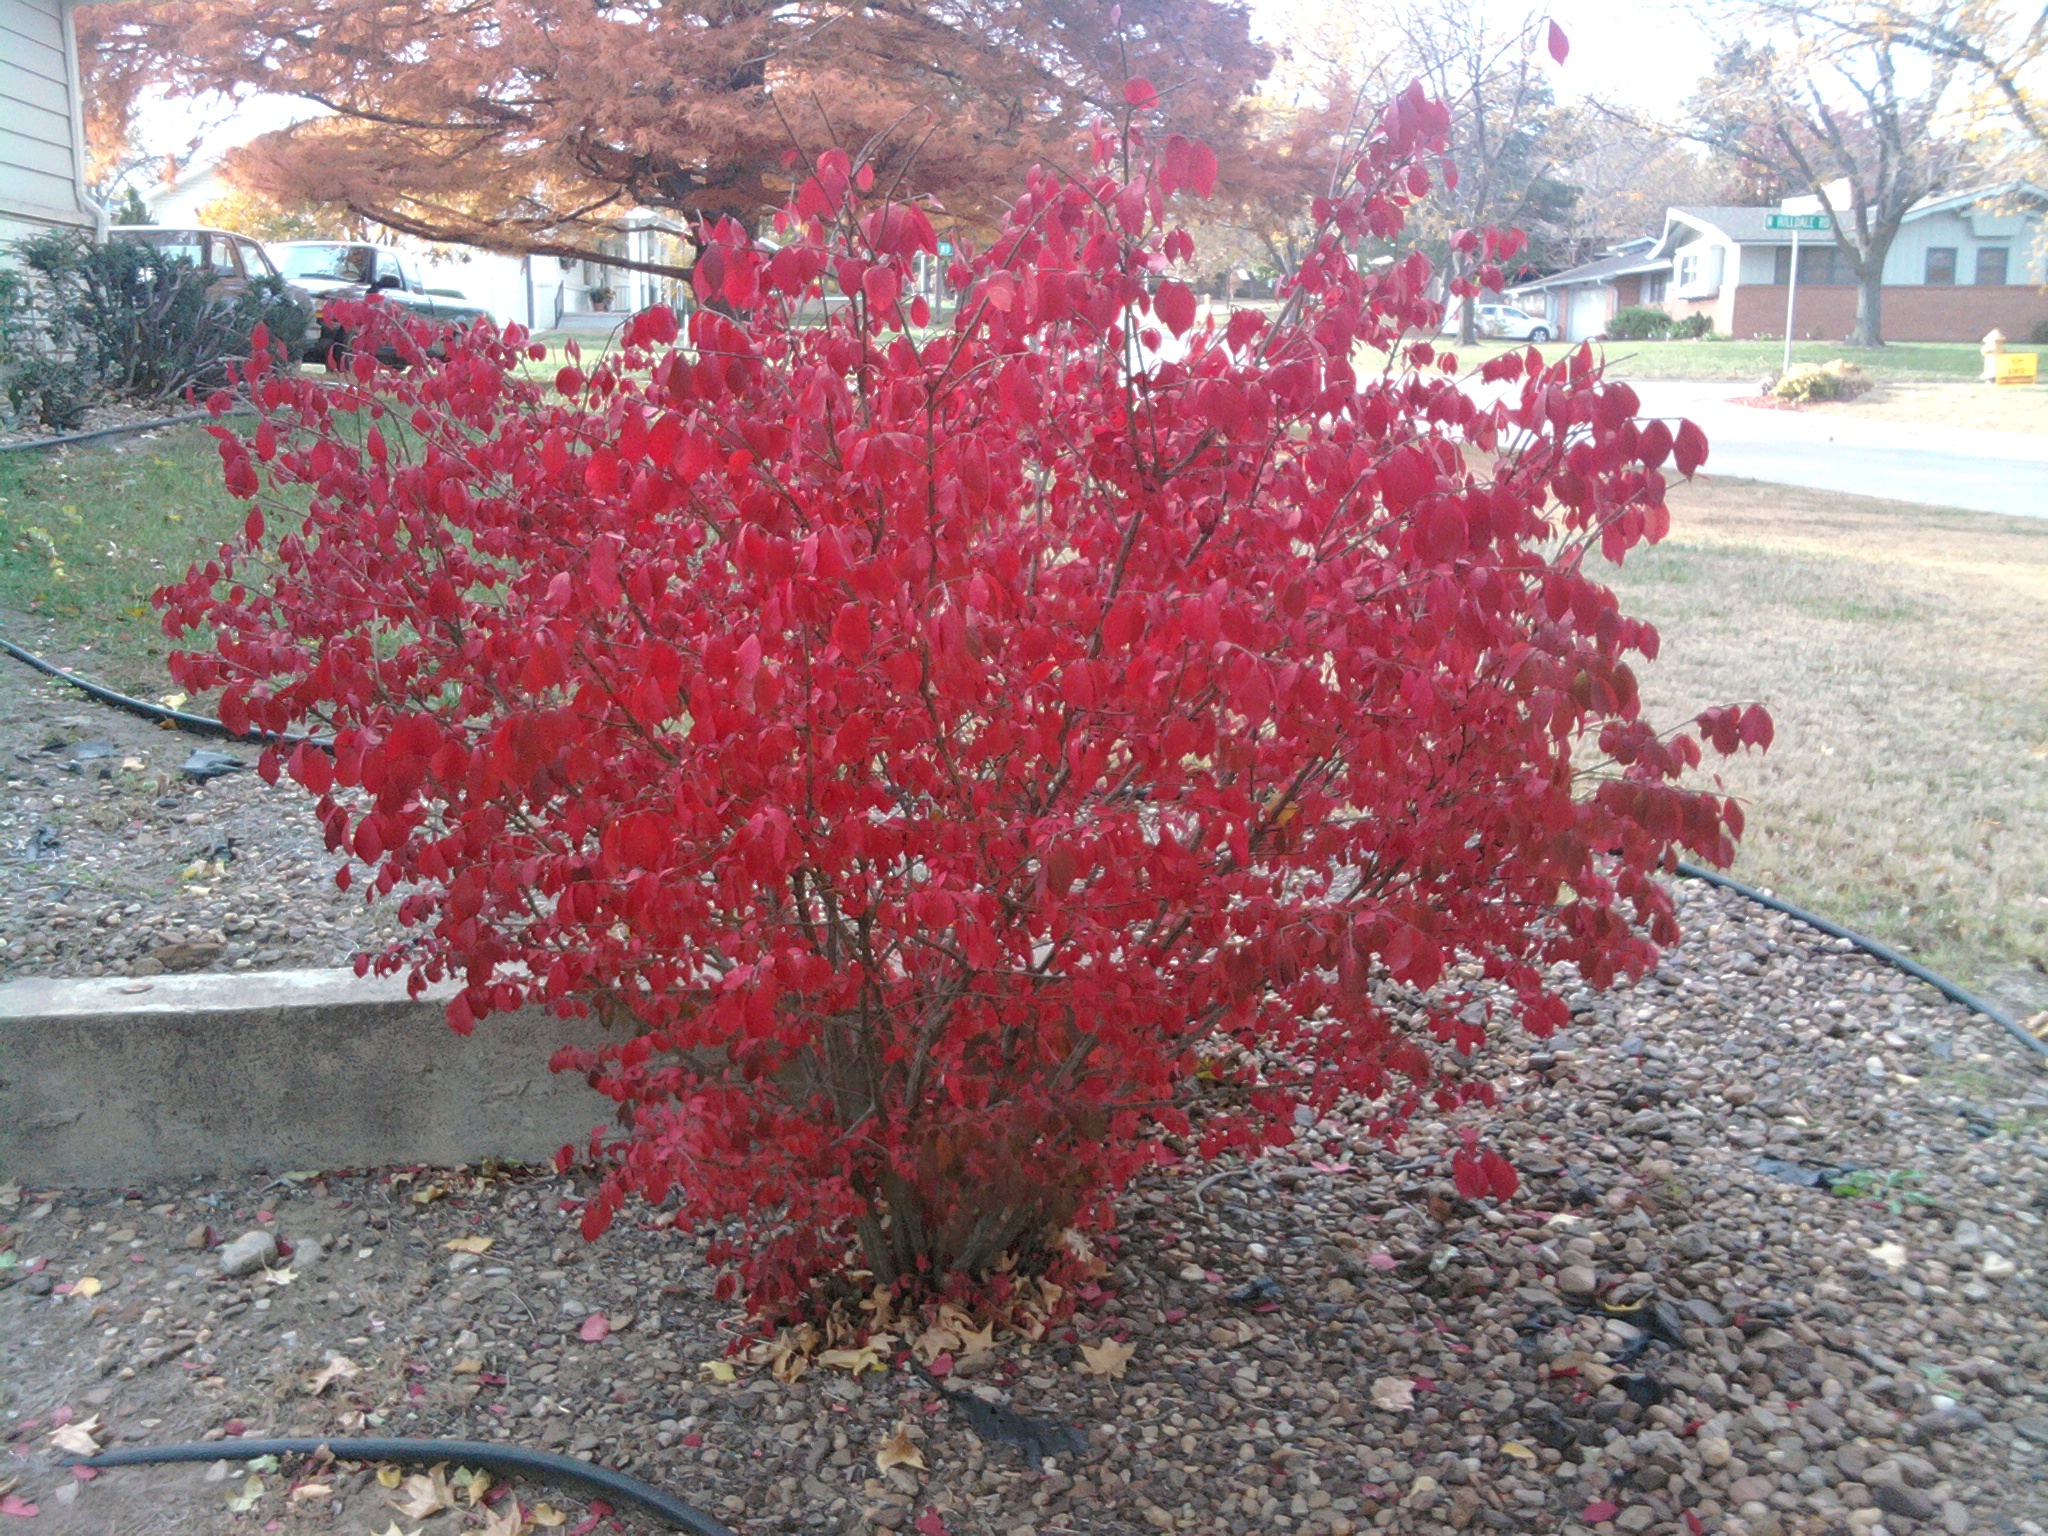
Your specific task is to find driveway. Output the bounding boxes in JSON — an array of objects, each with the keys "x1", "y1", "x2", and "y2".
[{"x1": 1623, "y1": 380, "x2": 2048, "y2": 520}]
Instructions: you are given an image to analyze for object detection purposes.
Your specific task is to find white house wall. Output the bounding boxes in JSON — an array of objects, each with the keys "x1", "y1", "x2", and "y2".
[
  {"x1": 0, "y1": 0, "x2": 97, "y2": 244},
  {"x1": 1672, "y1": 235, "x2": 1727, "y2": 299}
]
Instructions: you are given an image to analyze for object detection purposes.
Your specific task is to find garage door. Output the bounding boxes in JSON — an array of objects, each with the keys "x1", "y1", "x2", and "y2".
[{"x1": 1568, "y1": 287, "x2": 1609, "y2": 341}]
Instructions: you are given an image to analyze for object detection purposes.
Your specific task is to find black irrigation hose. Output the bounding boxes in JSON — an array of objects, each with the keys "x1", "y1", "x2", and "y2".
[
  {"x1": 68, "y1": 1437, "x2": 734, "y2": 1536},
  {"x1": 0, "y1": 635, "x2": 325, "y2": 749},
  {"x1": 0, "y1": 407, "x2": 249, "y2": 454},
  {"x1": 1675, "y1": 859, "x2": 2048, "y2": 1060},
  {"x1": 6, "y1": 625, "x2": 2037, "y2": 1062}
]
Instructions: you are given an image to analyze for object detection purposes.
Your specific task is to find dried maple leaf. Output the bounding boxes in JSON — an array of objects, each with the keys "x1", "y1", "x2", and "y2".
[
  {"x1": 1078, "y1": 1339, "x2": 1135, "y2": 1379},
  {"x1": 1371, "y1": 1375, "x2": 1414, "y2": 1411},
  {"x1": 477, "y1": 1498, "x2": 527, "y2": 1536},
  {"x1": 289, "y1": 1481, "x2": 334, "y2": 1504},
  {"x1": 875, "y1": 1422, "x2": 928, "y2": 1474},
  {"x1": 306, "y1": 1355, "x2": 360, "y2": 1395},
  {"x1": 444, "y1": 1235, "x2": 493, "y2": 1254},
  {"x1": 530, "y1": 1505, "x2": 568, "y2": 1528},
  {"x1": 384, "y1": 1466, "x2": 454, "y2": 1520}
]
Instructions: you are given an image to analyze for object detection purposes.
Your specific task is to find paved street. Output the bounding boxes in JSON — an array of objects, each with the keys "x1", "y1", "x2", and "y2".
[{"x1": 1624, "y1": 380, "x2": 2048, "y2": 519}]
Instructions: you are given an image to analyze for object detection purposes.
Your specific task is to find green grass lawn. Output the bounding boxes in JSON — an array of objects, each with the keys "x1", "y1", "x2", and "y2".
[
  {"x1": 0, "y1": 427, "x2": 245, "y2": 692},
  {"x1": 1443, "y1": 336, "x2": 2046, "y2": 383}
]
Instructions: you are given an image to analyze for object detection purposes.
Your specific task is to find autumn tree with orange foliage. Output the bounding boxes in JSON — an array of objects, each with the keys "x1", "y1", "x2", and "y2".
[{"x1": 80, "y1": 0, "x2": 1273, "y2": 273}]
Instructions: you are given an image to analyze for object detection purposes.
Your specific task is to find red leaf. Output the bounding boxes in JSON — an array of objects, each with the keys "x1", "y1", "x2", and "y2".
[
  {"x1": 1547, "y1": 20, "x2": 1570, "y2": 63},
  {"x1": 0, "y1": 1493, "x2": 39, "y2": 1518},
  {"x1": 1582, "y1": 1501, "x2": 1618, "y2": 1524},
  {"x1": 1154, "y1": 281, "x2": 1197, "y2": 338},
  {"x1": 1673, "y1": 418, "x2": 1709, "y2": 477},
  {"x1": 1124, "y1": 77, "x2": 1159, "y2": 109},
  {"x1": 579, "y1": 1313, "x2": 611, "y2": 1342}
]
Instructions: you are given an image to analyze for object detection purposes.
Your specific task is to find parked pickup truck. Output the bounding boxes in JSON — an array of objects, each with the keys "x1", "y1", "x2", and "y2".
[{"x1": 268, "y1": 241, "x2": 493, "y2": 364}]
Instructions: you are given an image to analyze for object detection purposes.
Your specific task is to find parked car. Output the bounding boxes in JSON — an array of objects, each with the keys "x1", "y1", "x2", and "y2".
[
  {"x1": 108, "y1": 226, "x2": 321, "y2": 347},
  {"x1": 268, "y1": 241, "x2": 493, "y2": 364},
  {"x1": 1439, "y1": 302, "x2": 1553, "y2": 343}
]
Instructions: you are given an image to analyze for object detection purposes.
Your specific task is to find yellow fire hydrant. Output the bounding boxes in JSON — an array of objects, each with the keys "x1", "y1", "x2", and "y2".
[{"x1": 1982, "y1": 328, "x2": 2039, "y2": 385}]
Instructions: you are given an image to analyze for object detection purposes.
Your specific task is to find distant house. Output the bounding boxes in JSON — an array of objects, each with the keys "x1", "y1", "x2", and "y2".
[
  {"x1": 1512, "y1": 183, "x2": 2048, "y2": 344},
  {"x1": 0, "y1": 0, "x2": 102, "y2": 245},
  {"x1": 1504, "y1": 237, "x2": 1669, "y2": 342}
]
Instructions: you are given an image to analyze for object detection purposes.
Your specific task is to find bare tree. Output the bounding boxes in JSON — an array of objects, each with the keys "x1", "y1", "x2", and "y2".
[
  {"x1": 1688, "y1": 1, "x2": 1966, "y2": 346},
  {"x1": 1290, "y1": 0, "x2": 1578, "y2": 344},
  {"x1": 1847, "y1": 1, "x2": 2046, "y2": 153}
]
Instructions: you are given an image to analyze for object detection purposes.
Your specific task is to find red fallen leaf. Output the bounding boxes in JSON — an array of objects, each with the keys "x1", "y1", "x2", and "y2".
[
  {"x1": 223, "y1": 1419, "x2": 247, "y2": 1437},
  {"x1": 129, "y1": 1252, "x2": 147, "y2": 1264},
  {"x1": 681, "y1": 1433, "x2": 703, "y2": 1447},
  {"x1": 928, "y1": 1352, "x2": 954, "y2": 1378},
  {"x1": 1252, "y1": 1302, "x2": 1280, "y2": 1315},
  {"x1": 24, "y1": 1257, "x2": 46, "y2": 1275},
  {"x1": 0, "y1": 1493, "x2": 39, "y2": 1517},
  {"x1": 1163, "y1": 1308, "x2": 1187, "y2": 1324},
  {"x1": 915, "y1": 1510, "x2": 952, "y2": 1536},
  {"x1": 477, "y1": 1372, "x2": 507, "y2": 1385},
  {"x1": 1686, "y1": 1514, "x2": 1706, "y2": 1536},
  {"x1": 1582, "y1": 1501, "x2": 1619, "y2": 1523},
  {"x1": 579, "y1": 1314, "x2": 611, "y2": 1343},
  {"x1": 51, "y1": 1407, "x2": 73, "y2": 1428},
  {"x1": 256, "y1": 1210, "x2": 273, "y2": 1223},
  {"x1": 71, "y1": 1467, "x2": 97, "y2": 1482},
  {"x1": 569, "y1": 1517, "x2": 601, "y2": 1536},
  {"x1": 52, "y1": 1283, "x2": 73, "y2": 1296},
  {"x1": 408, "y1": 1384, "x2": 426, "y2": 1400}
]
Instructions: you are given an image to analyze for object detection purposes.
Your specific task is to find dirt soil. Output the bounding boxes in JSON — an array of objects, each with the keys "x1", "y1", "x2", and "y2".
[{"x1": 4, "y1": 882, "x2": 2046, "y2": 1536}]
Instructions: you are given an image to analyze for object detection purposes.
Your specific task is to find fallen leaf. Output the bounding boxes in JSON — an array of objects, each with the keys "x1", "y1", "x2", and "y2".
[
  {"x1": 914, "y1": 1508, "x2": 952, "y2": 1535},
  {"x1": 463, "y1": 1469, "x2": 491, "y2": 1506},
  {"x1": 699, "y1": 1360, "x2": 736, "y2": 1384},
  {"x1": 290, "y1": 1481, "x2": 334, "y2": 1504},
  {"x1": 955, "y1": 1318, "x2": 995, "y2": 1358},
  {"x1": 1366, "y1": 1252, "x2": 1399, "y2": 1270},
  {"x1": 444, "y1": 1236, "x2": 493, "y2": 1254},
  {"x1": 1371, "y1": 1376, "x2": 1414, "y2": 1411},
  {"x1": 1078, "y1": 1338, "x2": 1135, "y2": 1379},
  {"x1": 48, "y1": 1416, "x2": 103, "y2": 1455},
  {"x1": 307, "y1": 1355, "x2": 360, "y2": 1395},
  {"x1": 1501, "y1": 1441, "x2": 1537, "y2": 1462},
  {"x1": 384, "y1": 1466, "x2": 454, "y2": 1520},
  {"x1": 875, "y1": 1422, "x2": 927, "y2": 1474},
  {"x1": 530, "y1": 1505, "x2": 568, "y2": 1527},
  {"x1": 70, "y1": 1277, "x2": 101, "y2": 1299},
  {"x1": 0, "y1": 1494, "x2": 39, "y2": 1519},
  {"x1": 478, "y1": 1498, "x2": 525, "y2": 1536},
  {"x1": 578, "y1": 1313, "x2": 610, "y2": 1342},
  {"x1": 453, "y1": 1357, "x2": 484, "y2": 1375},
  {"x1": 226, "y1": 1474, "x2": 265, "y2": 1513},
  {"x1": 1583, "y1": 1500, "x2": 1620, "y2": 1523},
  {"x1": 375, "y1": 1466, "x2": 404, "y2": 1489},
  {"x1": 411, "y1": 1184, "x2": 446, "y2": 1205},
  {"x1": 817, "y1": 1334, "x2": 894, "y2": 1375},
  {"x1": 262, "y1": 1264, "x2": 297, "y2": 1286},
  {"x1": 1867, "y1": 1241, "x2": 1909, "y2": 1272}
]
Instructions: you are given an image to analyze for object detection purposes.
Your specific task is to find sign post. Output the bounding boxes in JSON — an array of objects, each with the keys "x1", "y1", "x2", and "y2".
[{"x1": 1765, "y1": 213, "x2": 1833, "y2": 374}]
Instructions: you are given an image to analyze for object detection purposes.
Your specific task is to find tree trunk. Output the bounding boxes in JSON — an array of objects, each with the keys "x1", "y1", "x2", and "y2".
[
  {"x1": 1849, "y1": 266, "x2": 1885, "y2": 348},
  {"x1": 1457, "y1": 293, "x2": 1478, "y2": 347}
]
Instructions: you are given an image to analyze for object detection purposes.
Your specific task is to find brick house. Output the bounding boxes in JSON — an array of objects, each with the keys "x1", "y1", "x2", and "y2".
[{"x1": 1511, "y1": 182, "x2": 2048, "y2": 344}]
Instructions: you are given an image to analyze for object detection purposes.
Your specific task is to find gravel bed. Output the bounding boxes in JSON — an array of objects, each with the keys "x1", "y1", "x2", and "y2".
[
  {"x1": 0, "y1": 660, "x2": 399, "y2": 981},
  {"x1": 4, "y1": 881, "x2": 2046, "y2": 1536}
]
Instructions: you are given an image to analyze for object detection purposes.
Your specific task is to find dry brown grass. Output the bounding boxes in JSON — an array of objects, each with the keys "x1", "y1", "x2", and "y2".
[
  {"x1": 1603, "y1": 476, "x2": 2048, "y2": 1017},
  {"x1": 1804, "y1": 380, "x2": 2048, "y2": 435}
]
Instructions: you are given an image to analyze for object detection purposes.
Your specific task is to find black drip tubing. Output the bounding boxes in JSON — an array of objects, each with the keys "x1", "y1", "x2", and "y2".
[
  {"x1": 0, "y1": 634, "x2": 325, "y2": 749},
  {"x1": 1675, "y1": 859, "x2": 2046, "y2": 1060},
  {"x1": 2, "y1": 629, "x2": 2035, "y2": 1059},
  {"x1": 68, "y1": 1437, "x2": 734, "y2": 1536}
]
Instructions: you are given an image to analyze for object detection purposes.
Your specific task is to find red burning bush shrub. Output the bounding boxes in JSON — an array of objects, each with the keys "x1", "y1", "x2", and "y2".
[{"x1": 160, "y1": 86, "x2": 1765, "y2": 1318}]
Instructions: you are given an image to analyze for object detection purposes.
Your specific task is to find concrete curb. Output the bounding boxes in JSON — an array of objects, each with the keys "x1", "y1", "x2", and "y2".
[{"x1": 0, "y1": 968, "x2": 611, "y2": 1186}]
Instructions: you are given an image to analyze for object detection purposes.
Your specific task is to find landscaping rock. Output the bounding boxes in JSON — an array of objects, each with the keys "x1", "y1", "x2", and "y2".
[{"x1": 216, "y1": 1229, "x2": 277, "y2": 1277}]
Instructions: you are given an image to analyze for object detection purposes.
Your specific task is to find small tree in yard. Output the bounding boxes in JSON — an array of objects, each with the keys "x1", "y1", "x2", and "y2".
[{"x1": 161, "y1": 83, "x2": 1767, "y2": 1323}]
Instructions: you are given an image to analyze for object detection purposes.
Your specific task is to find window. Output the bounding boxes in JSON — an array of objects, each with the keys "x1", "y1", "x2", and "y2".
[
  {"x1": 236, "y1": 238, "x2": 276, "y2": 278},
  {"x1": 1924, "y1": 247, "x2": 1957, "y2": 285},
  {"x1": 1678, "y1": 252, "x2": 1697, "y2": 288},
  {"x1": 1975, "y1": 246, "x2": 2009, "y2": 286},
  {"x1": 1642, "y1": 272, "x2": 1667, "y2": 303},
  {"x1": 211, "y1": 236, "x2": 246, "y2": 278}
]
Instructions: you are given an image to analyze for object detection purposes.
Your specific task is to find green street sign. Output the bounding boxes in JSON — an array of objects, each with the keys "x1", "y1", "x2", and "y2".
[{"x1": 1765, "y1": 213, "x2": 1832, "y2": 231}]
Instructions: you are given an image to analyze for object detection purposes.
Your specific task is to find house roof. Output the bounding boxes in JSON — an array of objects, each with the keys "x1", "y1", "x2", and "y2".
[
  {"x1": 1658, "y1": 181, "x2": 2048, "y2": 254},
  {"x1": 1508, "y1": 245, "x2": 1670, "y2": 293}
]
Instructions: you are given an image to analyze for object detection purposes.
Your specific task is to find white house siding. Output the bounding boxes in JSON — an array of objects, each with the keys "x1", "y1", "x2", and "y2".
[
  {"x1": 1672, "y1": 235, "x2": 1727, "y2": 300},
  {"x1": 0, "y1": 0, "x2": 98, "y2": 246},
  {"x1": 144, "y1": 165, "x2": 227, "y2": 227},
  {"x1": 1879, "y1": 206, "x2": 2043, "y2": 286}
]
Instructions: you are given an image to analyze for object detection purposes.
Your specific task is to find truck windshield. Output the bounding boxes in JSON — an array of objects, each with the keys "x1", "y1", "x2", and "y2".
[{"x1": 276, "y1": 245, "x2": 376, "y2": 284}]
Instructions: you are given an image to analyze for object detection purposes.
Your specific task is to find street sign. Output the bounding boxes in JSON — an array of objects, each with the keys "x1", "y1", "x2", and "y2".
[
  {"x1": 1765, "y1": 213, "x2": 1832, "y2": 231},
  {"x1": 937, "y1": 241, "x2": 954, "y2": 256}
]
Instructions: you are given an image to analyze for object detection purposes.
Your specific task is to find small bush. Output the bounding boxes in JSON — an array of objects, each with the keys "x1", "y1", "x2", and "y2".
[
  {"x1": 1668, "y1": 314, "x2": 1713, "y2": 341},
  {"x1": 1606, "y1": 306, "x2": 1672, "y2": 340},
  {"x1": 163, "y1": 96, "x2": 1765, "y2": 1323},
  {"x1": 1771, "y1": 358, "x2": 1871, "y2": 403},
  {"x1": 0, "y1": 230, "x2": 307, "y2": 430}
]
